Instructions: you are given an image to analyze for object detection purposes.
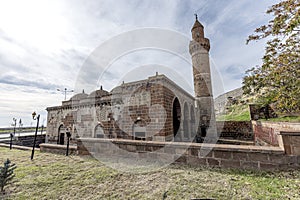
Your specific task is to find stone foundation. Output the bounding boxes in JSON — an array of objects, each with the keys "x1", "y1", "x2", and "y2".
[
  {"x1": 40, "y1": 143, "x2": 77, "y2": 155},
  {"x1": 216, "y1": 121, "x2": 253, "y2": 140},
  {"x1": 252, "y1": 121, "x2": 300, "y2": 147},
  {"x1": 281, "y1": 132, "x2": 300, "y2": 155},
  {"x1": 77, "y1": 138, "x2": 300, "y2": 170}
]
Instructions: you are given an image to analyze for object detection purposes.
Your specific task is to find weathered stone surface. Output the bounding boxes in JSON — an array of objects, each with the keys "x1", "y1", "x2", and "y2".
[
  {"x1": 259, "y1": 163, "x2": 279, "y2": 170},
  {"x1": 240, "y1": 161, "x2": 258, "y2": 170},
  {"x1": 253, "y1": 121, "x2": 300, "y2": 147},
  {"x1": 248, "y1": 152, "x2": 269, "y2": 162},
  {"x1": 186, "y1": 156, "x2": 207, "y2": 166},
  {"x1": 40, "y1": 143, "x2": 77, "y2": 155},
  {"x1": 206, "y1": 158, "x2": 220, "y2": 167},
  {"x1": 232, "y1": 152, "x2": 249, "y2": 161},
  {"x1": 216, "y1": 121, "x2": 253, "y2": 140},
  {"x1": 213, "y1": 151, "x2": 233, "y2": 160},
  {"x1": 220, "y1": 159, "x2": 240, "y2": 168},
  {"x1": 73, "y1": 138, "x2": 300, "y2": 170}
]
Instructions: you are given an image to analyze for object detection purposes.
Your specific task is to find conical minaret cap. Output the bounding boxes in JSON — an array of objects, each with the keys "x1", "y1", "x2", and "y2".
[{"x1": 191, "y1": 14, "x2": 204, "y2": 31}]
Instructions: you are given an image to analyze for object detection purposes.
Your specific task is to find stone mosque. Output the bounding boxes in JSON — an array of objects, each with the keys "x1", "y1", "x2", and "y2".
[{"x1": 46, "y1": 17, "x2": 216, "y2": 145}]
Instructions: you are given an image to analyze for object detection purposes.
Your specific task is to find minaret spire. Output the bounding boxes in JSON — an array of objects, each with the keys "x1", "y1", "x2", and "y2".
[{"x1": 189, "y1": 17, "x2": 216, "y2": 143}]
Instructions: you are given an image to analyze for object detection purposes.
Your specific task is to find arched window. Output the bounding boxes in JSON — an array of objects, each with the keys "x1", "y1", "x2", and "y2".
[
  {"x1": 133, "y1": 119, "x2": 146, "y2": 140},
  {"x1": 94, "y1": 124, "x2": 105, "y2": 138}
]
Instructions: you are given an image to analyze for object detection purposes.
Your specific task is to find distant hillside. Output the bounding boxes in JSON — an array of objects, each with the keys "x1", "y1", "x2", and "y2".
[
  {"x1": 214, "y1": 87, "x2": 243, "y2": 115},
  {"x1": 214, "y1": 87, "x2": 300, "y2": 122},
  {"x1": 214, "y1": 87, "x2": 251, "y2": 121}
]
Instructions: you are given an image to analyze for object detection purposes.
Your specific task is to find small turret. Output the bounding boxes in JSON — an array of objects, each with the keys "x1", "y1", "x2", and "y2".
[
  {"x1": 191, "y1": 14, "x2": 204, "y2": 41},
  {"x1": 190, "y1": 14, "x2": 210, "y2": 51}
]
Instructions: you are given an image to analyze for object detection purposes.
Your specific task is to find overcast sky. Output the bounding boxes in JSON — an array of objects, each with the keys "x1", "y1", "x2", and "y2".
[{"x1": 0, "y1": 0, "x2": 278, "y2": 127}]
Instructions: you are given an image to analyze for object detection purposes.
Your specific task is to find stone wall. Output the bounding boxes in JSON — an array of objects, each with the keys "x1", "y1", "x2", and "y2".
[
  {"x1": 252, "y1": 121, "x2": 300, "y2": 147},
  {"x1": 46, "y1": 74, "x2": 196, "y2": 144},
  {"x1": 40, "y1": 143, "x2": 77, "y2": 155},
  {"x1": 249, "y1": 104, "x2": 277, "y2": 120},
  {"x1": 281, "y1": 132, "x2": 300, "y2": 155},
  {"x1": 216, "y1": 121, "x2": 253, "y2": 140},
  {"x1": 77, "y1": 138, "x2": 300, "y2": 170}
]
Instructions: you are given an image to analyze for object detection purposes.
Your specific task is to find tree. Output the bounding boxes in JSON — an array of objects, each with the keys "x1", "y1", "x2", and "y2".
[
  {"x1": 0, "y1": 159, "x2": 16, "y2": 195},
  {"x1": 243, "y1": 0, "x2": 300, "y2": 114}
]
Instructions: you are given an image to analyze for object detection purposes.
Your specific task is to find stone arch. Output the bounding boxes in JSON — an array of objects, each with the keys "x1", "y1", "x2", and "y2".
[
  {"x1": 57, "y1": 124, "x2": 65, "y2": 145},
  {"x1": 183, "y1": 102, "x2": 189, "y2": 139},
  {"x1": 172, "y1": 97, "x2": 181, "y2": 138},
  {"x1": 94, "y1": 123, "x2": 105, "y2": 138}
]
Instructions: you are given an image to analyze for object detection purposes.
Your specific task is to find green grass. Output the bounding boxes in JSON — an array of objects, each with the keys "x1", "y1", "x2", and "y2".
[
  {"x1": 216, "y1": 104, "x2": 300, "y2": 122},
  {"x1": 0, "y1": 147, "x2": 299, "y2": 199},
  {"x1": 217, "y1": 104, "x2": 251, "y2": 121}
]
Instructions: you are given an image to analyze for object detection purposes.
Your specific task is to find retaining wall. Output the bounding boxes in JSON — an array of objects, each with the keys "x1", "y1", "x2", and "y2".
[
  {"x1": 216, "y1": 121, "x2": 253, "y2": 140},
  {"x1": 77, "y1": 138, "x2": 300, "y2": 170},
  {"x1": 252, "y1": 121, "x2": 300, "y2": 147},
  {"x1": 40, "y1": 143, "x2": 77, "y2": 155}
]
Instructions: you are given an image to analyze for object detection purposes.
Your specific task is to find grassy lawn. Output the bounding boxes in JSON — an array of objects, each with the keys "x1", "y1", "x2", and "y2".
[
  {"x1": 0, "y1": 147, "x2": 299, "y2": 200},
  {"x1": 217, "y1": 104, "x2": 251, "y2": 121}
]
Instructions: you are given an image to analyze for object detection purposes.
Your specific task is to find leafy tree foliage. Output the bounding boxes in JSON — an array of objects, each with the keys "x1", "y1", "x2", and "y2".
[{"x1": 243, "y1": 0, "x2": 300, "y2": 114}]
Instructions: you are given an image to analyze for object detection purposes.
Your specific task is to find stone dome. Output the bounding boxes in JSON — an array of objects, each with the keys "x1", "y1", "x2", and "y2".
[
  {"x1": 89, "y1": 89, "x2": 109, "y2": 98},
  {"x1": 70, "y1": 93, "x2": 88, "y2": 101}
]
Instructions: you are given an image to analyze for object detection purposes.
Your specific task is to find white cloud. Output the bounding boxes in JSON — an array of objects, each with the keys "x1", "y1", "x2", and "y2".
[{"x1": 0, "y1": 0, "x2": 277, "y2": 127}]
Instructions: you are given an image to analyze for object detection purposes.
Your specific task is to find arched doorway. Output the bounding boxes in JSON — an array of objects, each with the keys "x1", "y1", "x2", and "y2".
[
  {"x1": 172, "y1": 97, "x2": 181, "y2": 138},
  {"x1": 57, "y1": 124, "x2": 65, "y2": 145},
  {"x1": 94, "y1": 124, "x2": 105, "y2": 138},
  {"x1": 133, "y1": 119, "x2": 146, "y2": 140}
]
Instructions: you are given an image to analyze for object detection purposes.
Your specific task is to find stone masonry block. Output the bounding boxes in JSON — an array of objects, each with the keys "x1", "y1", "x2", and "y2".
[
  {"x1": 268, "y1": 154, "x2": 293, "y2": 164},
  {"x1": 198, "y1": 148, "x2": 213, "y2": 158},
  {"x1": 175, "y1": 155, "x2": 187, "y2": 164},
  {"x1": 213, "y1": 151, "x2": 233, "y2": 160},
  {"x1": 206, "y1": 158, "x2": 220, "y2": 167},
  {"x1": 125, "y1": 145, "x2": 137, "y2": 152},
  {"x1": 136, "y1": 145, "x2": 145, "y2": 152},
  {"x1": 232, "y1": 152, "x2": 249, "y2": 161},
  {"x1": 175, "y1": 148, "x2": 187, "y2": 155},
  {"x1": 220, "y1": 159, "x2": 240, "y2": 168},
  {"x1": 248, "y1": 152, "x2": 269, "y2": 162},
  {"x1": 189, "y1": 148, "x2": 198, "y2": 156},
  {"x1": 259, "y1": 162, "x2": 279, "y2": 170},
  {"x1": 240, "y1": 161, "x2": 258, "y2": 170},
  {"x1": 164, "y1": 146, "x2": 175, "y2": 154},
  {"x1": 186, "y1": 156, "x2": 207, "y2": 166}
]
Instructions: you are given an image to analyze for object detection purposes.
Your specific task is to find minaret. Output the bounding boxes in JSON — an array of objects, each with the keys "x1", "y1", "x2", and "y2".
[{"x1": 189, "y1": 15, "x2": 217, "y2": 142}]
